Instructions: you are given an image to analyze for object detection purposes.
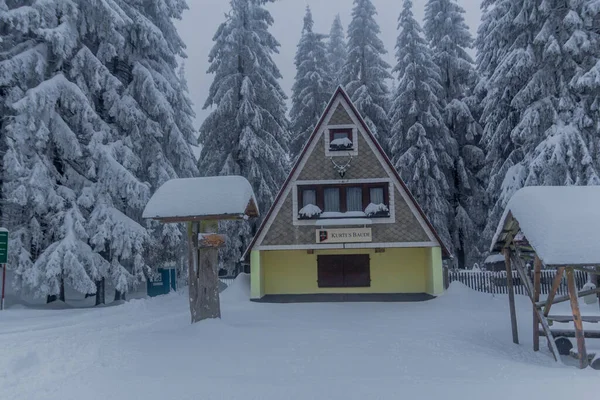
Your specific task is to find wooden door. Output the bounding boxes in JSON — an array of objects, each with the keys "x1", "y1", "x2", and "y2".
[
  {"x1": 317, "y1": 255, "x2": 370, "y2": 288},
  {"x1": 317, "y1": 255, "x2": 345, "y2": 287},
  {"x1": 343, "y1": 255, "x2": 371, "y2": 287}
]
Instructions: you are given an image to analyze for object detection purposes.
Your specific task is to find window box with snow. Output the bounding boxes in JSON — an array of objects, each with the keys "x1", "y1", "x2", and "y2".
[
  {"x1": 297, "y1": 184, "x2": 390, "y2": 220},
  {"x1": 329, "y1": 129, "x2": 354, "y2": 151}
]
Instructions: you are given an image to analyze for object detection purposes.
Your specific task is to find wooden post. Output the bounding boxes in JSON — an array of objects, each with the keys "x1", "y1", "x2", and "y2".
[
  {"x1": 566, "y1": 267, "x2": 588, "y2": 369},
  {"x1": 187, "y1": 220, "x2": 223, "y2": 323},
  {"x1": 544, "y1": 267, "x2": 564, "y2": 317},
  {"x1": 187, "y1": 222, "x2": 199, "y2": 323},
  {"x1": 504, "y1": 248, "x2": 519, "y2": 344},
  {"x1": 511, "y1": 253, "x2": 560, "y2": 362},
  {"x1": 533, "y1": 256, "x2": 542, "y2": 351}
]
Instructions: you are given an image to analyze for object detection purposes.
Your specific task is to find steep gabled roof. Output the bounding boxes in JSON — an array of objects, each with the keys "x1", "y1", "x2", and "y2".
[{"x1": 243, "y1": 86, "x2": 450, "y2": 259}]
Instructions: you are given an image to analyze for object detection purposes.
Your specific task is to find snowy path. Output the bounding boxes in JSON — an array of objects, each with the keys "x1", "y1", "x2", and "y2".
[{"x1": 1, "y1": 279, "x2": 598, "y2": 400}]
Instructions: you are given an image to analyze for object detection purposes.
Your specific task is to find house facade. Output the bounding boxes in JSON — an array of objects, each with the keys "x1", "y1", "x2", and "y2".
[{"x1": 244, "y1": 87, "x2": 450, "y2": 302}]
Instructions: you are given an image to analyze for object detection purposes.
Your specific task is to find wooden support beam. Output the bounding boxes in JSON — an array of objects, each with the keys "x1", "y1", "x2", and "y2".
[
  {"x1": 533, "y1": 256, "x2": 542, "y2": 351},
  {"x1": 539, "y1": 329, "x2": 600, "y2": 339},
  {"x1": 504, "y1": 248, "x2": 519, "y2": 345},
  {"x1": 547, "y1": 315, "x2": 600, "y2": 323},
  {"x1": 511, "y1": 253, "x2": 560, "y2": 362},
  {"x1": 535, "y1": 287, "x2": 600, "y2": 309},
  {"x1": 566, "y1": 267, "x2": 588, "y2": 369},
  {"x1": 543, "y1": 267, "x2": 564, "y2": 317}
]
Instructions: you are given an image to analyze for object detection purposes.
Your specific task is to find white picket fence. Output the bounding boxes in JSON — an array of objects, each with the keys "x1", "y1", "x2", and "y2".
[{"x1": 446, "y1": 269, "x2": 588, "y2": 296}]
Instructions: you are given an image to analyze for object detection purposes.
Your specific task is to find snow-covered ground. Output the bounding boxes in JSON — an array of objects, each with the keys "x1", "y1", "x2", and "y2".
[{"x1": 1, "y1": 276, "x2": 598, "y2": 400}]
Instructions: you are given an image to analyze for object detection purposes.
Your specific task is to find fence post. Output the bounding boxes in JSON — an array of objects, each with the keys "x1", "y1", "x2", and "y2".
[{"x1": 443, "y1": 266, "x2": 449, "y2": 290}]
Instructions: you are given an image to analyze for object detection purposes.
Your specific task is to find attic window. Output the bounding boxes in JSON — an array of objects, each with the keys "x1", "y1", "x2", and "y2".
[{"x1": 329, "y1": 129, "x2": 353, "y2": 151}]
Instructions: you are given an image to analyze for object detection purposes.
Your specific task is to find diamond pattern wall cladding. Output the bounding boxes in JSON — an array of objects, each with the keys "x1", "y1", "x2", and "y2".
[
  {"x1": 298, "y1": 133, "x2": 387, "y2": 180},
  {"x1": 261, "y1": 189, "x2": 430, "y2": 246},
  {"x1": 329, "y1": 104, "x2": 354, "y2": 125},
  {"x1": 261, "y1": 127, "x2": 430, "y2": 246}
]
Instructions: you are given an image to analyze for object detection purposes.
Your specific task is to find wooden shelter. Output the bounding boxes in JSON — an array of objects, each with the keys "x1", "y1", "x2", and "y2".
[
  {"x1": 491, "y1": 186, "x2": 600, "y2": 369},
  {"x1": 143, "y1": 176, "x2": 259, "y2": 323}
]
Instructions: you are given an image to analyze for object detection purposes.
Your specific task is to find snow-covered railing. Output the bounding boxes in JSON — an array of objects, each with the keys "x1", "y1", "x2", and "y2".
[{"x1": 446, "y1": 269, "x2": 588, "y2": 296}]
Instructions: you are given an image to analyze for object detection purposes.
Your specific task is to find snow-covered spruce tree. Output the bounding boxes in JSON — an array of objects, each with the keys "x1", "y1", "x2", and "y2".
[
  {"x1": 423, "y1": 0, "x2": 485, "y2": 268},
  {"x1": 572, "y1": 1, "x2": 600, "y2": 175},
  {"x1": 1, "y1": 0, "x2": 197, "y2": 303},
  {"x1": 477, "y1": 0, "x2": 600, "y2": 250},
  {"x1": 389, "y1": 0, "x2": 457, "y2": 252},
  {"x1": 342, "y1": 0, "x2": 392, "y2": 147},
  {"x1": 327, "y1": 14, "x2": 347, "y2": 88},
  {"x1": 476, "y1": 0, "x2": 538, "y2": 250},
  {"x1": 199, "y1": 0, "x2": 290, "y2": 273},
  {"x1": 108, "y1": 0, "x2": 199, "y2": 299},
  {"x1": 290, "y1": 6, "x2": 333, "y2": 159},
  {"x1": 0, "y1": 1, "x2": 152, "y2": 302}
]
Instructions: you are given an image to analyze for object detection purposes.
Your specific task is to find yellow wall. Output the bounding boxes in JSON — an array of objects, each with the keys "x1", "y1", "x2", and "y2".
[
  {"x1": 258, "y1": 248, "x2": 433, "y2": 296},
  {"x1": 427, "y1": 247, "x2": 444, "y2": 295},
  {"x1": 250, "y1": 250, "x2": 264, "y2": 299}
]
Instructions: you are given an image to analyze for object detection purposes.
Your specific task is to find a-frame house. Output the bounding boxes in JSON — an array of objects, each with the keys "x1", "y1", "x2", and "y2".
[{"x1": 244, "y1": 87, "x2": 450, "y2": 302}]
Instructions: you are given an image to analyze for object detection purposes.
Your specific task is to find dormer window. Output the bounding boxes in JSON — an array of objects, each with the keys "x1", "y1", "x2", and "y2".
[{"x1": 329, "y1": 129, "x2": 353, "y2": 151}]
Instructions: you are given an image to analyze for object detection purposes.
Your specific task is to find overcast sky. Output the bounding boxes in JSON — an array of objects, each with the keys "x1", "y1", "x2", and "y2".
[{"x1": 176, "y1": 0, "x2": 482, "y2": 129}]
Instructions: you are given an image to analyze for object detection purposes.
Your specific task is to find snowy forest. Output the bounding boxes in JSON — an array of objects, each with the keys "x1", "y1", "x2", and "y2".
[{"x1": 1, "y1": 0, "x2": 600, "y2": 302}]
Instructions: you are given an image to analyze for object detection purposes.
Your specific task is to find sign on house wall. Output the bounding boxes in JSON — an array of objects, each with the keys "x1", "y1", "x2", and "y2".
[{"x1": 316, "y1": 228, "x2": 372, "y2": 244}]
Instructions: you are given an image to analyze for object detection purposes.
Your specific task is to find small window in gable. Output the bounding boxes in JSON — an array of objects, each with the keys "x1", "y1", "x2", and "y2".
[{"x1": 329, "y1": 129, "x2": 353, "y2": 151}]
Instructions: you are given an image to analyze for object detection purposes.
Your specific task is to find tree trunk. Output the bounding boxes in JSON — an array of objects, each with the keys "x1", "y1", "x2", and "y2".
[
  {"x1": 59, "y1": 278, "x2": 65, "y2": 302},
  {"x1": 95, "y1": 278, "x2": 105, "y2": 306},
  {"x1": 188, "y1": 221, "x2": 221, "y2": 323},
  {"x1": 47, "y1": 276, "x2": 65, "y2": 303},
  {"x1": 114, "y1": 289, "x2": 126, "y2": 302}
]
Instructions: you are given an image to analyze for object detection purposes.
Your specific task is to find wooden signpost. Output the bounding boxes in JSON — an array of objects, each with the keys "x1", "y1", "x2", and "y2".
[{"x1": 143, "y1": 176, "x2": 259, "y2": 324}]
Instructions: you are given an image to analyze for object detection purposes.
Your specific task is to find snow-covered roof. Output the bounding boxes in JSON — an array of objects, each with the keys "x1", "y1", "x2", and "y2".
[
  {"x1": 143, "y1": 176, "x2": 259, "y2": 222},
  {"x1": 491, "y1": 186, "x2": 600, "y2": 266},
  {"x1": 484, "y1": 253, "x2": 505, "y2": 264}
]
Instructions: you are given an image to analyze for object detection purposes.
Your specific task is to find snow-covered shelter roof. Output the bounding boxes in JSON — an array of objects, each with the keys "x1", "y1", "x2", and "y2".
[
  {"x1": 143, "y1": 176, "x2": 259, "y2": 222},
  {"x1": 490, "y1": 186, "x2": 600, "y2": 267},
  {"x1": 484, "y1": 253, "x2": 505, "y2": 264}
]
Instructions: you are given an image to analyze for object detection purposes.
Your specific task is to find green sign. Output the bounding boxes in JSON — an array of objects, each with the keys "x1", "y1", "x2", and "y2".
[{"x1": 0, "y1": 229, "x2": 8, "y2": 264}]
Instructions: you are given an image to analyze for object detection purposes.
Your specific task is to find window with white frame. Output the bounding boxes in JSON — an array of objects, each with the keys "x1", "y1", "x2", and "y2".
[{"x1": 297, "y1": 183, "x2": 390, "y2": 220}]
